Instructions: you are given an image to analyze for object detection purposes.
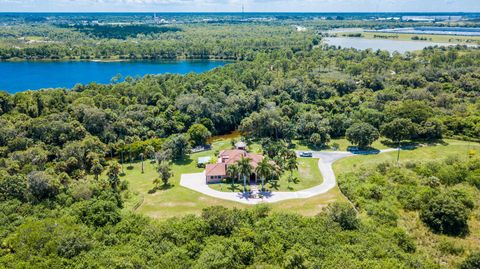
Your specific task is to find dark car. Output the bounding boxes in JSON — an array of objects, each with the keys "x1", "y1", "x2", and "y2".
[{"x1": 300, "y1": 151, "x2": 313, "y2": 157}]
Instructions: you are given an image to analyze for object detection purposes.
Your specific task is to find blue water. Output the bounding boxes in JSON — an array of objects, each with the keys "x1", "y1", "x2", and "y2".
[{"x1": 0, "y1": 60, "x2": 228, "y2": 93}]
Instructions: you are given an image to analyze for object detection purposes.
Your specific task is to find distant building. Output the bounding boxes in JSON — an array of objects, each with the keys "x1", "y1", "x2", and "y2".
[
  {"x1": 402, "y1": 16, "x2": 462, "y2": 22},
  {"x1": 197, "y1": 156, "x2": 212, "y2": 168},
  {"x1": 235, "y1": 141, "x2": 247, "y2": 150}
]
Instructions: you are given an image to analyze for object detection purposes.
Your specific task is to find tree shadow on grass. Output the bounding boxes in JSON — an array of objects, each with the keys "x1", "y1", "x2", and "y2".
[
  {"x1": 174, "y1": 158, "x2": 193, "y2": 166},
  {"x1": 380, "y1": 139, "x2": 447, "y2": 149},
  {"x1": 148, "y1": 184, "x2": 175, "y2": 194},
  {"x1": 267, "y1": 180, "x2": 280, "y2": 191},
  {"x1": 296, "y1": 140, "x2": 329, "y2": 151},
  {"x1": 227, "y1": 184, "x2": 242, "y2": 192}
]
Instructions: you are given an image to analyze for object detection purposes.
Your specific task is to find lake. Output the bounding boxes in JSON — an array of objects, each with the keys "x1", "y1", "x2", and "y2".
[
  {"x1": 372, "y1": 27, "x2": 480, "y2": 36},
  {"x1": 324, "y1": 37, "x2": 458, "y2": 53},
  {"x1": 0, "y1": 60, "x2": 228, "y2": 93}
]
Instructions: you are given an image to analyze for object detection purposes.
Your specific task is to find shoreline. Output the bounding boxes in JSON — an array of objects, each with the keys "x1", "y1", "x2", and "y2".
[{"x1": 0, "y1": 57, "x2": 238, "y2": 63}]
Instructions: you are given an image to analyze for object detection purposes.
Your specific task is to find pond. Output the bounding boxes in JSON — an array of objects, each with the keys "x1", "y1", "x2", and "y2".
[
  {"x1": 0, "y1": 60, "x2": 229, "y2": 93},
  {"x1": 324, "y1": 37, "x2": 457, "y2": 53}
]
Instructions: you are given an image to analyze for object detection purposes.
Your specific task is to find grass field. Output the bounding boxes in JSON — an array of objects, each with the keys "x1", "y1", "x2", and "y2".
[{"x1": 332, "y1": 139, "x2": 479, "y2": 174}]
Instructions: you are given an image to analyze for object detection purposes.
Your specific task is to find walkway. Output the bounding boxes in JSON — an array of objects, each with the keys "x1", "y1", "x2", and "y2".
[{"x1": 180, "y1": 149, "x2": 397, "y2": 205}]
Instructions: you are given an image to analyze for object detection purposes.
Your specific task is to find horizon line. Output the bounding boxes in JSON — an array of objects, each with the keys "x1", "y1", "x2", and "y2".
[{"x1": 1, "y1": 11, "x2": 479, "y2": 14}]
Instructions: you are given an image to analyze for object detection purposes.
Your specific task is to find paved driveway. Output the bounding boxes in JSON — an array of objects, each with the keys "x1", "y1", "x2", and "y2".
[{"x1": 180, "y1": 149, "x2": 397, "y2": 204}]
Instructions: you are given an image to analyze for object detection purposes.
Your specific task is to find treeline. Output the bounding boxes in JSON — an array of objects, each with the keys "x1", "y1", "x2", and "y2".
[
  {"x1": 0, "y1": 24, "x2": 317, "y2": 60},
  {"x1": 0, "y1": 200, "x2": 441, "y2": 268},
  {"x1": 67, "y1": 25, "x2": 182, "y2": 40}
]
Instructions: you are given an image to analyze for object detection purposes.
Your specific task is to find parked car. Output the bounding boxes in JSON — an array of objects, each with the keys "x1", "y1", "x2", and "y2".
[{"x1": 300, "y1": 151, "x2": 313, "y2": 157}]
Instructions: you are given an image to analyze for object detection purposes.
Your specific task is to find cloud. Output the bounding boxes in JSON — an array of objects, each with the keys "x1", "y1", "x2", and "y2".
[{"x1": 0, "y1": 0, "x2": 478, "y2": 12}]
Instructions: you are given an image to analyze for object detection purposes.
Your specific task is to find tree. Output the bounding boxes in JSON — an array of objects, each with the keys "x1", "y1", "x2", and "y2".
[
  {"x1": 237, "y1": 157, "x2": 253, "y2": 193},
  {"x1": 156, "y1": 162, "x2": 173, "y2": 187},
  {"x1": 139, "y1": 153, "x2": 144, "y2": 174},
  {"x1": 107, "y1": 162, "x2": 121, "y2": 190},
  {"x1": 309, "y1": 132, "x2": 329, "y2": 149},
  {"x1": 283, "y1": 244, "x2": 310, "y2": 269},
  {"x1": 226, "y1": 163, "x2": 240, "y2": 186},
  {"x1": 420, "y1": 193, "x2": 470, "y2": 236},
  {"x1": 325, "y1": 202, "x2": 359, "y2": 230},
  {"x1": 27, "y1": 171, "x2": 60, "y2": 202},
  {"x1": 256, "y1": 157, "x2": 274, "y2": 192},
  {"x1": 90, "y1": 159, "x2": 104, "y2": 180},
  {"x1": 145, "y1": 145, "x2": 155, "y2": 161},
  {"x1": 381, "y1": 118, "x2": 416, "y2": 163},
  {"x1": 162, "y1": 134, "x2": 191, "y2": 160},
  {"x1": 284, "y1": 153, "x2": 298, "y2": 187},
  {"x1": 156, "y1": 148, "x2": 173, "y2": 163},
  {"x1": 346, "y1": 122, "x2": 380, "y2": 148},
  {"x1": 381, "y1": 118, "x2": 416, "y2": 143},
  {"x1": 188, "y1": 123, "x2": 211, "y2": 147}
]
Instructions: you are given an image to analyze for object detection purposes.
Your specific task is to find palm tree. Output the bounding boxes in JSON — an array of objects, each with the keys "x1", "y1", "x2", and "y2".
[
  {"x1": 139, "y1": 153, "x2": 144, "y2": 174},
  {"x1": 107, "y1": 161, "x2": 122, "y2": 190},
  {"x1": 227, "y1": 163, "x2": 240, "y2": 186},
  {"x1": 255, "y1": 157, "x2": 273, "y2": 192},
  {"x1": 237, "y1": 157, "x2": 252, "y2": 193},
  {"x1": 285, "y1": 154, "x2": 298, "y2": 188},
  {"x1": 156, "y1": 161, "x2": 173, "y2": 187}
]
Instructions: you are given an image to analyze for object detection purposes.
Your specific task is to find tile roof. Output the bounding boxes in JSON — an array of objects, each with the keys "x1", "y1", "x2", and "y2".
[{"x1": 206, "y1": 163, "x2": 227, "y2": 176}]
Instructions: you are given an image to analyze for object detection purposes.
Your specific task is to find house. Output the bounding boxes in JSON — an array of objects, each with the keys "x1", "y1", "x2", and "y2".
[{"x1": 205, "y1": 149, "x2": 267, "y2": 184}]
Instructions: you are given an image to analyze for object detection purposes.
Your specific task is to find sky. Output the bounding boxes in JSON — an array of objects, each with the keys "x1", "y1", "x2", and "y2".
[{"x1": 0, "y1": 0, "x2": 479, "y2": 13}]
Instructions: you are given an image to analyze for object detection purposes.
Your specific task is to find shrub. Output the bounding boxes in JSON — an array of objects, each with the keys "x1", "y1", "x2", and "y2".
[
  {"x1": 325, "y1": 202, "x2": 359, "y2": 230},
  {"x1": 420, "y1": 194, "x2": 470, "y2": 236},
  {"x1": 460, "y1": 252, "x2": 480, "y2": 269}
]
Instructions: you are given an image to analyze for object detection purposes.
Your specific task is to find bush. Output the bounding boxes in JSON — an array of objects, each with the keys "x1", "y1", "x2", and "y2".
[
  {"x1": 325, "y1": 202, "x2": 359, "y2": 230},
  {"x1": 438, "y1": 240, "x2": 464, "y2": 256},
  {"x1": 75, "y1": 199, "x2": 122, "y2": 227},
  {"x1": 420, "y1": 194, "x2": 470, "y2": 236},
  {"x1": 201, "y1": 206, "x2": 240, "y2": 236},
  {"x1": 460, "y1": 252, "x2": 480, "y2": 269}
]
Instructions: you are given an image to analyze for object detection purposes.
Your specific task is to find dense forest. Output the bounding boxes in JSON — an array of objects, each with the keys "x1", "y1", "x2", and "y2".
[{"x1": 1, "y1": 13, "x2": 480, "y2": 268}]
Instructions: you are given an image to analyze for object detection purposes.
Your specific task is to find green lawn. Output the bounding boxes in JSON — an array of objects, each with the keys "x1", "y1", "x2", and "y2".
[
  {"x1": 209, "y1": 157, "x2": 323, "y2": 192},
  {"x1": 270, "y1": 187, "x2": 348, "y2": 216},
  {"x1": 293, "y1": 137, "x2": 390, "y2": 152},
  {"x1": 333, "y1": 139, "x2": 480, "y2": 175},
  {"x1": 121, "y1": 139, "x2": 247, "y2": 219}
]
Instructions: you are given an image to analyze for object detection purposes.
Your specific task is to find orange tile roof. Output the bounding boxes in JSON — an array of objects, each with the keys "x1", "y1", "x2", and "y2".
[
  {"x1": 206, "y1": 163, "x2": 227, "y2": 176},
  {"x1": 209, "y1": 150, "x2": 275, "y2": 176}
]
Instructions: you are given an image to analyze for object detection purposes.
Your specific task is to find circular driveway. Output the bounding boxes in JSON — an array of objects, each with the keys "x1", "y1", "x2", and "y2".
[{"x1": 180, "y1": 149, "x2": 396, "y2": 204}]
